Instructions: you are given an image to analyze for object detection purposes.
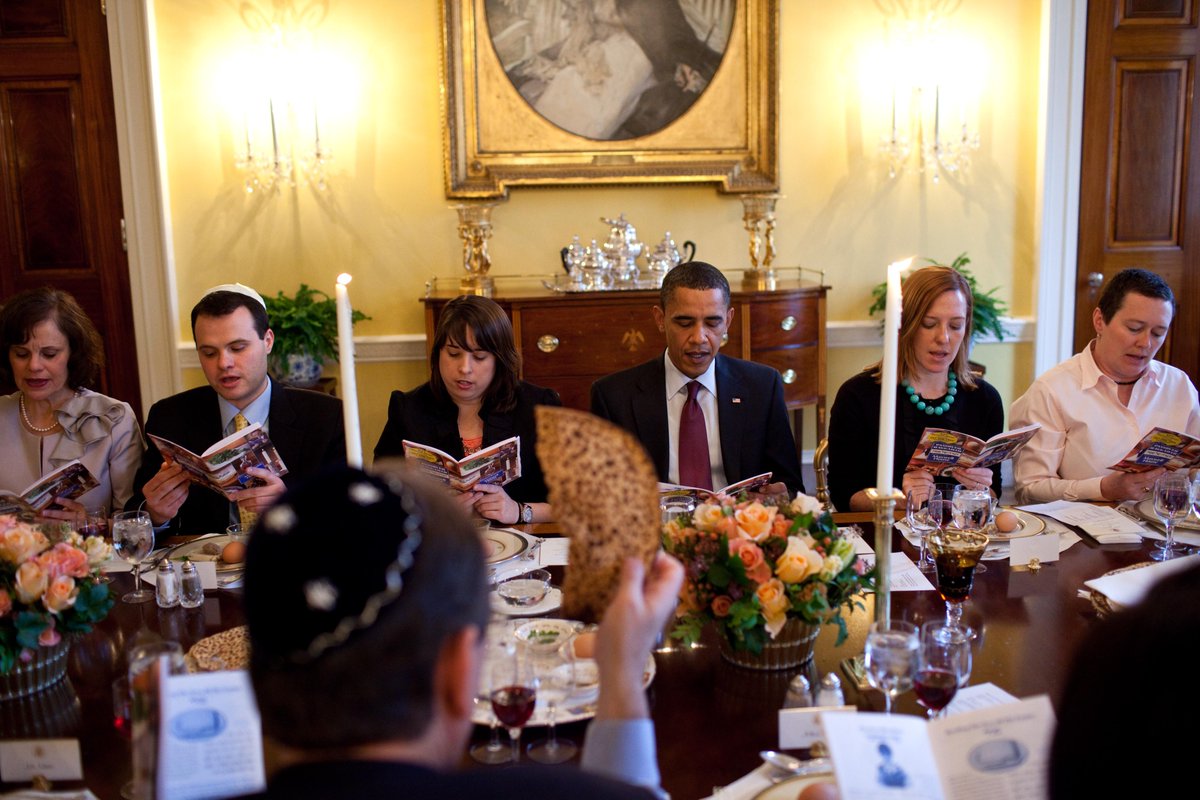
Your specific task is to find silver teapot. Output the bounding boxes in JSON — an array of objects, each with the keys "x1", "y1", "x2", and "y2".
[{"x1": 600, "y1": 213, "x2": 643, "y2": 287}]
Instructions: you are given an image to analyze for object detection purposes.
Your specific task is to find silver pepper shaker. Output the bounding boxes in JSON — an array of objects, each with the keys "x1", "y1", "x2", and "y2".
[
  {"x1": 155, "y1": 560, "x2": 180, "y2": 608},
  {"x1": 179, "y1": 559, "x2": 204, "y2": 609},
  {"x1": 782, "y1": 674, "x2": 813, "y2": 708},
  {"x1": 815, "y1": 672, "x2": 845, "y2": 707}
]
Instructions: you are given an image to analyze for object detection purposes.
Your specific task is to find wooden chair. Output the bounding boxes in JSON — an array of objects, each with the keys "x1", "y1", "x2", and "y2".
[{"x1": 813, "y1": 437, "x2": 834, "y2": 511}]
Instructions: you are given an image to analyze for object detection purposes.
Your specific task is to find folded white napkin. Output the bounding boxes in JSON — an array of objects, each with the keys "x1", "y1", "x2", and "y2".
[{"x1": 1084, "y1": 553, "x2": 1200, "y2": 609}]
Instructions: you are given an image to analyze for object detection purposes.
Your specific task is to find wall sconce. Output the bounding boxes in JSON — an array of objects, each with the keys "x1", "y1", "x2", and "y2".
[{"x1": 875, "y1": 0, "x2": 982, "y2": 182}]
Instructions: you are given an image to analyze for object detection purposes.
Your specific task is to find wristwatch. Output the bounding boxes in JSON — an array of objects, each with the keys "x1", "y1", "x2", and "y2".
[{"x1": 518, "y1": 503, "x2": 533, "y2": 524}]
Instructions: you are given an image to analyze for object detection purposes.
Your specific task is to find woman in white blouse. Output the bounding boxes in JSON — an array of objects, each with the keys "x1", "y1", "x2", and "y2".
[
  {"x1": 1011, "y1": 269, "x2": 1200, "y2": 504},
  {"x1": 0, "y1": 288, "x2": 143, "y2": 521}
]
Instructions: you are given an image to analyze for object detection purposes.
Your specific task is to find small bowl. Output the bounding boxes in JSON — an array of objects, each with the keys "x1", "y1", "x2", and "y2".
[
  {"x1": 497, "y1": 569, "x2": 551, "y2": 608},
  {"x1": 225, "y1": 524, "x2": 250, "y2": 545},
  {"x1": 514, "y1": 619, "x2": 577, "y2": 653}
]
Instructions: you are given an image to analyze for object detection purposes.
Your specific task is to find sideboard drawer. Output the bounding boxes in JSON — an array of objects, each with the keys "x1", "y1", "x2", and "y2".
[
  {"x1": 519, "y1": 305, "x2": 659, "y2": 379},
  {"x1": 749, "y1": 298, "x2": 819, "y2": 350},
  {"x1": 752, "y1": 346, "x2": 820, "y2": 405}
]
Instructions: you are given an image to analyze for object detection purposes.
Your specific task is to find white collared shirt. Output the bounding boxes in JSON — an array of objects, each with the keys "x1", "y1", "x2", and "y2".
[
  {"x1": 220, "y1": 381, "x2": 272, "y2": 438},
  {"x1": 1011, "y1": 343, "x2": 1200, "y2": 503},
  {"x1": 664, "y1": 352, "x2": 727, "y2": 490}
]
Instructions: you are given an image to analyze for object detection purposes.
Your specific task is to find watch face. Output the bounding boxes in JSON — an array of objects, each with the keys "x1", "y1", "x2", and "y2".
[{"x1": 521, "y1": 504, "x2": 533, "y2": 523}]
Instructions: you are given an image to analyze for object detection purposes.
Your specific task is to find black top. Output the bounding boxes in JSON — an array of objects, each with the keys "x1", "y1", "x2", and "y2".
[
  {"x1": 236, "y1": 759, "x2": 655, "y2": 800},
  {"x1": 827, "y1": 370, "x2": 1004, "y2": 510},
  {"x1": 373, "y1": 381, "x2": 561, "y2": 504},
  {"x1": 128, "y1": 380, "x2": 346, "y2": 536}
]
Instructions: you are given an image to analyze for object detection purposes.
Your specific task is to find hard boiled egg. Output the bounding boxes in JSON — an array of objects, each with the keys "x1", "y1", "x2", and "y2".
[
  {"x1": 995, "y1": 510, "x2": 1020, "y2": 533},
  {"x1": 221, "y1": 541, "x2": 247, "y2": 564}
]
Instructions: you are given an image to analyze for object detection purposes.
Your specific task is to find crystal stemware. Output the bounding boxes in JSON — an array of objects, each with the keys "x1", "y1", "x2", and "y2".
[
  {"x1": 526, "y1": 641, "x2": 579, "y2": 764},
  {"x1": 863, "y1": 620, "x2": 918, "y2": 714},
  {"x1": 1151, "y1": 472, "x2": 1194, "y2": 561},
  {"x1": 112, "y1": 511, "x2": 154, "y2": 603},
  {"x1": 914, "y1": 622, "x2": 971, "y2": 718},
  {"x1": 951, "y1": 484, "x2": 995, "y2": 573},
  {"x1": 906, "y1": 487, "x2": 941, "y2": 574},
  {"x1": 471, "y1": 628, "x2": 516, "y2": 765},
  {"x1": 927, "y1": 527, "x2": 988, "y2": 630},
  {"x1": 490, "y1": 641, "x2": 538, "y2": 763}
]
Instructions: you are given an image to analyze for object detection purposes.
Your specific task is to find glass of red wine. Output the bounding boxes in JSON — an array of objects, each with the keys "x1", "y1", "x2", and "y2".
[
  {"x1": 915, "y1": 623, "x2": 972, "y2": 718},
  {"x1": 1151, "y1": 472, "x2": 1194, "y2": 561},
  {"x1": 490, "y1": 641, "x2": 538, "y2": 763}
]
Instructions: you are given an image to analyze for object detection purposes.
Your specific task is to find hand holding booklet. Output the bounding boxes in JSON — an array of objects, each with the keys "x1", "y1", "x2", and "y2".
[
  {"x1": 657, "y1": 472, "x2": 773, "y2": 501},
  {"x1": 0, "y1": 459, "x2": 99, "y2": 516},
  {"x1": 906, "y1": 424, "x2": 1039, "y2": 476},
  {"x1": 148, "y1": 423, "x2": 288, "y2": 501},
  {"x1": 1108, "y1": 426, "x2": 1200, "y2": 473},
  {"x1": 402, "y1": 436, "x2": 521, "y2": 491}
]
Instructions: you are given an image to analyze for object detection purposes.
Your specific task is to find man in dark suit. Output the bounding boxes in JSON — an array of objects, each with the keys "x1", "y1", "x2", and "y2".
[
  {"x1": 591, "y1": 262, "x2": 805, "y2": 495},
  {"x1": 129, "y1": 285, "x2": 345, "y2": 535}
]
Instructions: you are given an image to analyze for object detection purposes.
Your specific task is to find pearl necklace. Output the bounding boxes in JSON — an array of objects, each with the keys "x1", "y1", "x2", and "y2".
[
  {"x1": 902, "y1": 373, "x2": 958, "y2": 416},
  {"x1": 19, "y1": 393, "x2": 60, "y2": 433}
]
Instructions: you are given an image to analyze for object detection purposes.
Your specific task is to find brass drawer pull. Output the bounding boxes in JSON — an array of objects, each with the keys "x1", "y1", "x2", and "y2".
[
  {"x1": 780, "y1": 315, "x2": 797, "y2": 331},
  {"x1": 781, "y1": 368, "x2": 796, "y2": 385},
  {"x1": 537, "y1": 334, "x2": 560, "y2": 353}
]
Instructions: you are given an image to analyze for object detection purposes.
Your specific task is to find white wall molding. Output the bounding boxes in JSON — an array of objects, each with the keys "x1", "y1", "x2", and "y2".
[{"x1": 825, "y1": 317, "x2": 1035, "y2": 349}]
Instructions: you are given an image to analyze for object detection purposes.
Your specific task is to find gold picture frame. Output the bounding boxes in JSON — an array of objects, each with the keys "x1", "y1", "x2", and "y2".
[{"x1": 441, "y1": 0, "x2": 779, "y2": 199}]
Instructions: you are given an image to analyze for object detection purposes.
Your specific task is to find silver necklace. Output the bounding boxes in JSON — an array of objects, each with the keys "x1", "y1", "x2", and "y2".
[{"x1": 19, "y1": 394, "x2": 60, "y2": 433}]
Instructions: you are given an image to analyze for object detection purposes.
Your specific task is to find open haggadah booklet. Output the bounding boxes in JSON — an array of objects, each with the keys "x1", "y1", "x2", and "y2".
[
  {"x1": 0, "y1": 459, "x2": 100, "y2": 516},
  {"x1": 657, "y1": 472, "x2": 773, "y2": 501},
  {"x1": 149, "y1": 423, "x2": 288, "y2": 502},
  {"x1": 1108, "y1": 426, "x2": 1200, "y2": 473},
  {"x1": 402, "y1": 436, "x2": 521, "y2": 492},
  {"x1": 906, "y1": 424, "x2": 1040, "y2": 476}
]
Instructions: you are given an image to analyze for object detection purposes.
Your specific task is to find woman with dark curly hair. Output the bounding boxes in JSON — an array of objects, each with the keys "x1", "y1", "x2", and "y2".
[
  {"x1": 0, "y1": 287, "x2": 143, "y2": 520},
  {"x1": 373, "y1": 295, "x2": 561, "y2": 525}
]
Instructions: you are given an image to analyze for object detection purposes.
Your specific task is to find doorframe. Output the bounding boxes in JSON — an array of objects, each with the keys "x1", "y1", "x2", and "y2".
[{"x1": 106, "y1": 0, "x2": 181, "y2": 412}]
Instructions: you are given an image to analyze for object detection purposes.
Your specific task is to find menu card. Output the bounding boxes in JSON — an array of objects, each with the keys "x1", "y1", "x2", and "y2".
[
  {"x1": 821, "y1": 695, "x2": 1055, "y2": 800},
  {"x1": 1017, "y1": 501, "x2": 1144, "y2": 543}
]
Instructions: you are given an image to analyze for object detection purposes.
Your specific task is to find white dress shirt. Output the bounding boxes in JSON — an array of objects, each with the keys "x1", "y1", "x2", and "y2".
[
  {"x1": 664, "y1": 352, "x2": 728, "y2": 490},
  {"x1": 1011, "y1": 343, "x2": 1200, "y2": 503}
]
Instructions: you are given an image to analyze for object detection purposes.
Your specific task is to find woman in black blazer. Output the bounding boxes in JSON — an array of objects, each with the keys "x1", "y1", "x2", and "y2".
[{"x1": 374, "y1": 296, "x2": 561, "y2": 525}]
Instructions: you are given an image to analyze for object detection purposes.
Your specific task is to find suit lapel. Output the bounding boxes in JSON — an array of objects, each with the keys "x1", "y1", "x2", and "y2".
[
  {"x1": 266, "y1": 380, "x2": 305, "y2": 468},
  {"x1": 634, "y1": 360, "x2": 670, "y2": 479},
  {"x1": 715, "y1": 356, "x2": 744, "y2": 483}
]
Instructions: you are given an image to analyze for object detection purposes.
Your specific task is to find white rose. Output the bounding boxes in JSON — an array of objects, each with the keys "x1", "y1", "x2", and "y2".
[{"x1": 790, "y1": 493, "x2": 823, "y2": 517}]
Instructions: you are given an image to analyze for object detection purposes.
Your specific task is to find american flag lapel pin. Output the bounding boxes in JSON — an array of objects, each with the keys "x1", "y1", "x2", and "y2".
[{"x1": 732, "y1": 397, "x2": 742, "y2": 404}]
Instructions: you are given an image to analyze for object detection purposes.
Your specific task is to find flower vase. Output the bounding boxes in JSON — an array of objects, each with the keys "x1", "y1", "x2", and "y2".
[
  {"x1": 717, "y1": 618, "x2": 820, "y2": 670},
  {"x1": 0, "y1": 640, "x2": 71, "y2": 701}
]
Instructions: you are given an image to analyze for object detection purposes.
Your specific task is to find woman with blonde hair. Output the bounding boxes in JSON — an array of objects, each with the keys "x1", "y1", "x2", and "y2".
[{"x1": 828, "y1": 266, "x2": 1004, "y2": 511}]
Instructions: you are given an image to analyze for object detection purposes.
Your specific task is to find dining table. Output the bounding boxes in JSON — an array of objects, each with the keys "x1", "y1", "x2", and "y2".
[{"x1": 0, "y1": 512, "x2": 1165, "y2": 800}]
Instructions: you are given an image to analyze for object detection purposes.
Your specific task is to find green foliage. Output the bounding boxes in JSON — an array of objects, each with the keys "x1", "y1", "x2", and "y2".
[
  {"x1": 263, "y1": 284, "x2": 370, "y2": 375},
  {"x1": 868, "y1": 252, "x2": 1009, "y2": 345}
]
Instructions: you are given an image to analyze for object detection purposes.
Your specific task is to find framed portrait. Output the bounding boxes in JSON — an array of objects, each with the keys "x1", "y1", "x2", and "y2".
[{"x1": 441, "y1": 0, "x2": 779, "y2": 198}]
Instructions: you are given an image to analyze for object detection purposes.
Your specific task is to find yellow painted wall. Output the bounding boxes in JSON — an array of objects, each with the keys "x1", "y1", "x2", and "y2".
[{"x1": 154, "y1": 0, "x2": 1044, "y2": 460}]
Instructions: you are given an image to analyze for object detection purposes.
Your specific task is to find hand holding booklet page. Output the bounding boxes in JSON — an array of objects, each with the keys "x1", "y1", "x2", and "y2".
[
  {"x1": 657, "y1": 472, "x2": 772, "y2": 500},
  {"x1": 906, "y1": 424, "x2": 1039, "y2": 476},
  {"x1": 402, "y1": 436, "x2": 521, "y2": 491},
  {"x1": 149, "y1": 423, "x2": 287, "y2": 501},
  {"x1": 1108, "y1": 426, "x2": 1200, "y2": 473},
  {"x1": 0, "y1": 459, "x2": 99, "y2": 515}
]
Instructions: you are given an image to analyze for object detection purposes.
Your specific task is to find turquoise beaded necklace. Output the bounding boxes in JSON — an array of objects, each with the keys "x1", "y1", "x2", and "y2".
[{"x1": 902, "y1": 372, "x2": 957, "y2": 415}]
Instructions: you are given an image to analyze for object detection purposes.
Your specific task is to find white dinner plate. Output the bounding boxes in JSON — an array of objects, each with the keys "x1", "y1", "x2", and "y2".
[
  {"x1": 483, "y1": 528, "x2": 531, "y2": 565},
  {"x1": 167, "y1": 534, "x2": 244, "y2": 574},
  {"x1": 750, "y1": 773, "x2": 835, "y2": 800},
  {"x1": 1135, "y1": 497, "x2": 1200, "y2": 531},
  {"x1": 988, "y1": 508, "x2": 1046, "y2": 540}
]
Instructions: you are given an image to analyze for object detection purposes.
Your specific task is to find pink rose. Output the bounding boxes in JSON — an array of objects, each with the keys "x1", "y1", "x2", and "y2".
[
  {"x1": 0, "y1": 524, "x2": 50, "y2": 565},
  {"x1": 711, "y1": 595, "x2": 733, "y2": 618},
  {"x1": 38, "y1": 623, "x2": 61, "y2": 647},
  {"x1": 36, "y1": 542, "x2": 90, "y2": 580},
  {"x1": 730, "y1": 539, "x2": 771, "y2": 584},
  {"x1": 0, "y1": 588, "x2": 11, "y2": 617},
  {"x1": 14, "y1": 561, "x2": 48, "y2": 604},
  {"x1": 43, "y1": 575, "x2": 78, "y2": 613},
  {"x1": 735, "y1": 502, "x2": 778, "y2": 542}
]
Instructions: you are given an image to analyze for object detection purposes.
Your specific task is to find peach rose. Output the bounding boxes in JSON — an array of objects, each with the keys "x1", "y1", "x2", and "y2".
[
  {"x1": 730, "y1": 539, "x2": 772, "y2": 584},
  {"x1": 692, "y1": 503, "x2": 725, "y2": 532},
  {"x1": 14, "y1": 561, "x2": 48, "y2": 604},
  {"x1": 0, "y1": 525, "x2": 49, "y2": 565},
  {"x1": 38, "y1": 623, "x2": 61, "y2": 647},
  {"x1": 755, "y1": 578, "x2": 791, "y2": 637},
  {"x1": 771, "y1": 514, "x2": 792, "y2": 538},
  {"x1": 0, "y1": 588, "x2": 11, "y2": 617},
  {"x1": 735, "y1": 502, "x2": 778, "y2": 542},
  {"x1": 711, "y1": 595, "x2": 733, "y2": 618},
  {"x1": 37, "y1": 542, "x2": 90, "y2": 580},
  {"x1": 775, "y1": 535, "x2": 824, "y2": 584},
  {"x1": 43, "y1": 575, "x2": 77, "y2": 613}
]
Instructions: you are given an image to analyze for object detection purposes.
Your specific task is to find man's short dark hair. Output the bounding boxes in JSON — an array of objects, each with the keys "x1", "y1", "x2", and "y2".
[
  {"x1": 0, "y1": 286, "x2": 104, "y2": 389},
  {"x1": 190, "y1": 291, "x2": 269, "y2": 338},
  {"x1": 1097, "y1": 268, "x2": 1175, "y2": 323},
  {"x1": 244, "y1": 462, "x2": 489, "y2": 748},
  {"x1": 659, "y1": 261, "x2": 731, "y2": 309}
]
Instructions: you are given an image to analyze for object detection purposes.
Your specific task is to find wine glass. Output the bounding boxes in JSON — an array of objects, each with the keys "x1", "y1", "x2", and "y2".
[
  {"x1": 928, "y1": 527, "x2": 988, "y2": 630},
  {"x1": 914, "y1": 623, "x2": 971, "y2": 718},
  {"x1": 527, "y1": 641, "x2": 579, "y2": 764},
  {"x1": 471, "y1": 626, "x2": 516, "y2": 765},
  {"x1": 951, "y1": 484, "x2": 995, "y2": 573},
  {"x1": 905, "y1": 487, "x2": 942, "y2": 574},
  {"x1": 112, "y1": 511, "x2": 154, "y2": 603},
  {"x1": 490, "y1": 641, "x2": 538, "y2": 762},
  {"x1": 1151, "y1": 472, "x2": 1194, "y2": 561},
  {"x1": 863, "y1": 620, "x2": 918, "y2": 714}
]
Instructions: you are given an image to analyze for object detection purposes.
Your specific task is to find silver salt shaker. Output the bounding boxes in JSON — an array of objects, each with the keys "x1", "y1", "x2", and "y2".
[
  {"x1": 782, "y1": 674, "x2": 813, "y2": 708},
  {"x1": 156, "y1": 560, "x2": 180, "y2": 608},
  {"x1": 815, "y1": 672, "x2": 845, "y2": 707},
  {"x1": 179, "y1": 559, "x2": 204, "y2": 609}
]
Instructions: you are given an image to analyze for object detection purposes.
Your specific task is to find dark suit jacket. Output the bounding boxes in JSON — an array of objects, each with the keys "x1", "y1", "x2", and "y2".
[
  {"x1": 129, "y1": 380, "x2": 346, "y2": 535},
  {"x1": 373, "y1": 381, "x2": 561, "y2": 504},
  {"x1": 590, "y1": 354, "x2": 805, "y2": 495}
]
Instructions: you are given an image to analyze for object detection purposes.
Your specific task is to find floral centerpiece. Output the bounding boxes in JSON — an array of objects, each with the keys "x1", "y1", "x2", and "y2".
[
  {"x1": 662, "y1": 492, "x2": 873, "y2": 666},
  {"x1": 0, "y1": 514, "x2": 113, "y2": 677}
]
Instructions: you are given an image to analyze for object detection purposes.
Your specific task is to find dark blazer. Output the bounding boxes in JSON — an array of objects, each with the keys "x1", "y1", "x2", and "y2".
[
  {"x1": 129, "y1": 380, "x2": 346, "y2": 535},
  {"x1": 590, "y1": 354, "x2": 805, "y2": 495},
  {"x1": 373, "y1": 381, "x2": 561, "y2": 504}
]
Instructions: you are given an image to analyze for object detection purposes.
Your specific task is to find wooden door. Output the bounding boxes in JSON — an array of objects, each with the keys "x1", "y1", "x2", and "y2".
[
  {"x1": 0, "y1": 0, "x2": 141, "y2": 416},
  {"x1": 1076, "y1": 0, "x2": 1200, "y2": 383}
]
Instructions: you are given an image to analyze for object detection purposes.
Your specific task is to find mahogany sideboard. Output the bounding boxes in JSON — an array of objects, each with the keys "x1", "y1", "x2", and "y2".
[{"x1": 422, "y1": 281, "x2": 829, "y2": 451}]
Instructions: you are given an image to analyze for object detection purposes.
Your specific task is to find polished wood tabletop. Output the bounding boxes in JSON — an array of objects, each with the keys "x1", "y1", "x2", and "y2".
[{"x1": 0, "y1": 518, "x2": 1156, "y2": 800}]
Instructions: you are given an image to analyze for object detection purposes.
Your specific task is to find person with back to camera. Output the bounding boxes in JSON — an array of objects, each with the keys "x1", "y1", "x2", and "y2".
[
  {"x1": 827, "y1": 266, "x2": 1004, "y2": 511},
  {"x1": 0, "y1": 287, "x2": 143, "y2": 523},
  {"x1": 238, "y1": 460, "x2": 683, "y2": 799},
  {"x1": 1011, "y1": 268, "x2": 1200, "y2": 504},
  {"x1": 374, "y1": 295, "x2": 561, "y2": 525}
]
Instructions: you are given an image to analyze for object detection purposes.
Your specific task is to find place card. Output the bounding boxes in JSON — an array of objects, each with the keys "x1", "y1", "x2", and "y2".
[
  {"x1": 780, "y1": 705, "x2": 856, "y2": 748},
  {"x1": 538, "y1": 537, "x2": 570, "y2": 566},
  {"x1": 0, "y1": 739, "x2": 82, "y2": 781},
  {"x1": 1009, "y1": 533, "x2": 1060, "y2": 567}
]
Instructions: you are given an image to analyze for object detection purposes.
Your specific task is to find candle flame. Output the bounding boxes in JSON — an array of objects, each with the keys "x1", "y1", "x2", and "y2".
[{"x1": 336, "y1": 273, "x2": 353, "y2": 285}]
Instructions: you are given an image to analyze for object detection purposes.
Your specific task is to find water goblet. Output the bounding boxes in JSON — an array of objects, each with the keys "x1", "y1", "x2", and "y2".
[
  {"x1": 863, "y1": 620, "x2": 918, "y2": 714},
  {"x1": 914, "y1": 623, "x2": 972, "y2": 718},
  {"x1": 490, "y1": 641, "x2": 538, "y2": 763},
  {"x1": 660, "y1": 495, "x2": 696, "y2": 527},
  {"x1": 527, "y1": 641, "x2": 579, "y2": 764},
  {"x1": 112, "y1": 511, "x2": 154, "y2": 603},
  {"x1": 951, "y1": 484, "x2": 995, "y2": 573},
  {"x1": 906, "y1": 487, "x2": 942, "y2": 574},
  {"x1": 1151, "y1": 472, "x2": 1194, "y2": 561},
  {"x1": 928, "y1": 527, "x2": 988, "y2": 630}
]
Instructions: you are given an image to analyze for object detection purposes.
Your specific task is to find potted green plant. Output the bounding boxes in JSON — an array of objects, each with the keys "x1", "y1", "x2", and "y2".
[
  {"x1": 868, "y1": 253, "x2": 1008, "y2": 358},
  {"x1": 263, "y1": 284, "x2": 370, "y2": 388}
]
